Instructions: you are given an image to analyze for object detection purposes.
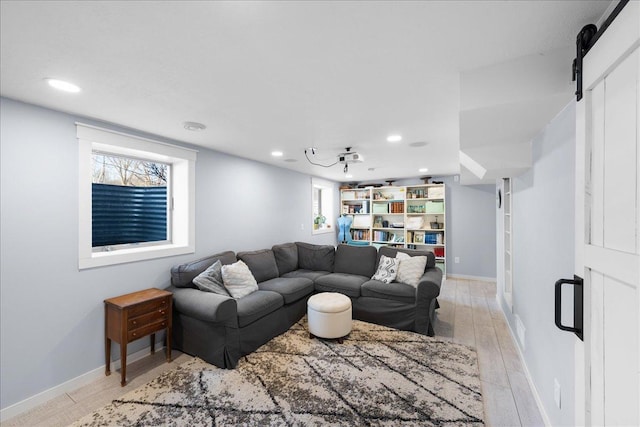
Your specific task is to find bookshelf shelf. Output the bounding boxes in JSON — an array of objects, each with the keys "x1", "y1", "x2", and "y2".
[{"x1": 340, "y1": 183, "x2": 447, "y2": 274}]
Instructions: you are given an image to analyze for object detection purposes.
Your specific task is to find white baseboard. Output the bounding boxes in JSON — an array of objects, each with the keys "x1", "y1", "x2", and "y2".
[
  {"x1": 446, "y1": 273, "x2": 497, "y2": 282},
  {"x1": 0, "y1": 344, "x2": 165, "y2": 422},
  {"x1": 496, "y1": 293, "x2": 552, "y2": 427}
]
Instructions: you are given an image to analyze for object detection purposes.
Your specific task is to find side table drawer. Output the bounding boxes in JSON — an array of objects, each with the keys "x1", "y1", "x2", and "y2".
[
  {"x1": 128, "y1": 308, "x2": 169, "y2": 330},
  {"x1": 128, "y1": 319, "x2": 168, "y2": 342},
  {"x1": 128, "y1": 296, "x2": 169, "y2": 318}
]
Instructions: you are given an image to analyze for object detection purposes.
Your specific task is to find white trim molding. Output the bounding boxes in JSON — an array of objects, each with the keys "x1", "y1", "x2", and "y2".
[
  {"x1": 76, "y1": 123, "x2": 196, "y2": 269},
  {"x1": 446, "y1": 273, "x2": 497, "y2": 282},
  {"x1": 0, "y1": 345, "x2": 166, "y2": 422}
]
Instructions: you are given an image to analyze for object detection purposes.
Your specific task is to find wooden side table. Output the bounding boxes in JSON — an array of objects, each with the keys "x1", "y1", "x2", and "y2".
[{"x1": 104, "y1": 288, "x2": 172, "y2": 386}]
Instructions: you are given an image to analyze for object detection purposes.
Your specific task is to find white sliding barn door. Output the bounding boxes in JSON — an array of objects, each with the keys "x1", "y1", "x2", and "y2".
[{"x1": 578, "y1": 2, "x2": 640, "y2": 425}]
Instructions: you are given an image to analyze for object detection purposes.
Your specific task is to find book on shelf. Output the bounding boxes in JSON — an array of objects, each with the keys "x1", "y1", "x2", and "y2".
[
  {"x1": 351, "y1": 229, "x2": 370, "y2": 241},
  {"x1": 425, "y1": 232, "x2": 438, "y2": 244},
  {"x1": 389, "y1": 201, "x2": 404, "y2": 213}
]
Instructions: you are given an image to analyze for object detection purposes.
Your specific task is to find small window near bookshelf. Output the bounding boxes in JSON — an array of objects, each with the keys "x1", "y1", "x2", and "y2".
[{"x1": 311, "y1": 178, "x2": 334, "y2": 234}]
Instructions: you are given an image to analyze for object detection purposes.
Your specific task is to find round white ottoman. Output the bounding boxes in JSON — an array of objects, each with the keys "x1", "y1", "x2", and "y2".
[{"x1": 307, "y1": 292, "x2": 352, "y2": 341}]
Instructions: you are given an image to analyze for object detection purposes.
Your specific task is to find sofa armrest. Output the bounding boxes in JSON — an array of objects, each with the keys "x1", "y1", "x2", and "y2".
[
  {"x1": 170, "y1": 286, "x2": 237, "y2": 323},
  {"x1": 416, "y1": 268, "x2": 443, "y2": 300},
  {"x1": 414, "y1": 268, "x2": 443, "y2": 336}
]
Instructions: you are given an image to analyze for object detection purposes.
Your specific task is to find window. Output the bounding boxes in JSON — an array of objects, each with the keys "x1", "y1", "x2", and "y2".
[
  {"x1": 311, "y1": 178, "x2": 334, "y2": 234},
  {"x1": 92, "y1": 153, "x2": 169, "y2": 249},
  {"x1": 77, "y1": 123, "x2": 196, "y2": 269}
]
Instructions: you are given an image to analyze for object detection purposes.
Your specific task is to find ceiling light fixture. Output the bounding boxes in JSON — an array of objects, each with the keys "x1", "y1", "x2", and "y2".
[
  {"x1": 387, "y1": 135, "x2": 402, "y2": 143},
  {"x1": 345, "y1": 174, "x2": 353, "y2": 179},
  {"x1": 45, "y1": 78, "x2": 81, "y2": 93},
  {"x1": 419, "y1": 167, "x2": 429, "y2": 173},
  {"x1": 183, "y1": 121, "x2": 206, "y2": 131},
  {"x1": 409, "y1": 141, "x2": 427, "y2": 147},
  {"x1": 271, "y1": 151, "x2": 284, "y2": 157}
]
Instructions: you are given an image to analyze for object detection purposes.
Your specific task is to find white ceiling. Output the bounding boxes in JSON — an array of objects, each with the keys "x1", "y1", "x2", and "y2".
[{"x1": 0, "y1": 1, "x2": 610, "y2": 183}]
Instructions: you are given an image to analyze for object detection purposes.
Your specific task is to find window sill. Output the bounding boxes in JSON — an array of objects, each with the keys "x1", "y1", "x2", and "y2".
[
  {"x1": 312, "y1": 227, "x2": 333, "y2": 235},
  {"x1": 79, "y1": 243, "x2": 194, "y2": 270}
]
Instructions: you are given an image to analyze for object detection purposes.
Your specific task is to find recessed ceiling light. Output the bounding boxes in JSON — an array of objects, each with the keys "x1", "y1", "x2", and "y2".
[
  {"x1": 419, "y1": 168, "x2": 429, "y2": 173},
  {"x1": 284, "y1": 158, "x2": 297, "y2": 163},
  {"x1": 387, "y1": 135, "x2": 402, "y2": 143},
  {"x1": 271, "y1": 151, "x2": 284, "y2": 157},
  {"x1": 183, "y1": 121, "x2": 206, "y2": 131},
  {"x1": 45, "y1": 78, "x2": 81, "y2": 93},
  {"x1": 409, "y1": 141, "x2": 427, "y2": 147},
  {"x1": 345, "y1": 174, "x2": 353, "y2": 179}
]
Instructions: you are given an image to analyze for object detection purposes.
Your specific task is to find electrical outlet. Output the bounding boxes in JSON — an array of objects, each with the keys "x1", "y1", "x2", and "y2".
[
  {"x1": 454, "y1": 175, "x2": 459, "y2": 182},
  {"x1": 554, "y1": 378, "x2": 561, "y2": 408},
  {"x1": 454, "y1": 257, "x2": 460, "y2": 264}
]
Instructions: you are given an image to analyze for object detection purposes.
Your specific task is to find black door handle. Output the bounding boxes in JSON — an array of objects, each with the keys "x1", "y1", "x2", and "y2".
[{"x1": 554, "y1": 275, "x2": 584, "y2": 341}]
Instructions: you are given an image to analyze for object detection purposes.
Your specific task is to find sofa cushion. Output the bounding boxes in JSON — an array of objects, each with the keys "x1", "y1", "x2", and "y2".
[
  {"x1": 272, "y1": 243, "x2": 298, "y2": 275},
  {"x1": 282, "y1": 269, "x2": 332, "y2": 281},
  {"x1": 295, "y1": 242, "x2": 335, "y2": 272},
  {"x1": 237, "y1": 249, "x2": 279, "y2": 283},
  {"x1": 333, "y1": 244, "x2": 378, "y2": 277},
  {"x1": 377, "y1": 246, "x2": 436, "y2": 270},
  {"x1": 192, "y1": 260, "x2": 230, "y2": 296},
  {"x1": 171, "y1": 251, "x2": 237, "y2": 288},
  {"x1": 361, "y1": 280, "x2": 416, "y2": 304},
  {"x1": 258, "y1": 277, "x2": 314, "y2": 304},
  {"x1": 314, "y1": 273, "x2": 368, "y2": 297},
  {"x1": 222, "y1": 260, "x2": 259, "y2": 299},
  {"x1": 236, "y1": 290, "x2": 284, "y2": 328}
]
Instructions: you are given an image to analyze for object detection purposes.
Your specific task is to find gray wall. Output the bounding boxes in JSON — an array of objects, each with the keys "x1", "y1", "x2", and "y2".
[
  {"x1": 498, "y1": 102, "x2": 576, "y2": 426},
  {"x1": 0, "y1": 97, "x2": 337, "y2": 410},
  {"x1": 437, "y1": 176, "x2": 496, "y2": 279}
]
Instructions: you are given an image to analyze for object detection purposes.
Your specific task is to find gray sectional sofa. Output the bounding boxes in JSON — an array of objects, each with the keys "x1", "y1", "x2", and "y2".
[{"x1": 168, "y1": 242, "x2": 443, "y2": 368}]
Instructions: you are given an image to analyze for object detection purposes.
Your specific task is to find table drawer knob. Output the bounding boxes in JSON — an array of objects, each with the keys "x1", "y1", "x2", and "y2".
[
  {"x1": 132, "y1": 320, "x2": 137, "y2": 325},
  {"x1": 132, "y1": 332, "x2": 137, "y2": 337}
]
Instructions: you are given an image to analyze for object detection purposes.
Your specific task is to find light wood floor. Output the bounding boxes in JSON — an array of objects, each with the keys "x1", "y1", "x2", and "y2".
[
  {"x1": 5, "y1": 278, "x2": 544, "y2": 426},
  {"x1": 433, "y1": 278, "x2": 545, "y2": 426}
]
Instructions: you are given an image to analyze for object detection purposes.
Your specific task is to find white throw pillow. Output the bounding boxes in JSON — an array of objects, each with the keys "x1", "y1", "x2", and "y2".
[
  {"x1": 371, "y1": 255, "x2": 399, "y2": 284},
  {"x1": 395, "y1": 253, "x2": 427, "y2": 287},
  {"x1": 395, "y1": 252, "x2": 410, "y2": 261},
  {"x1": 221, "y1": 260, "x2": 259, "y2": 299}
]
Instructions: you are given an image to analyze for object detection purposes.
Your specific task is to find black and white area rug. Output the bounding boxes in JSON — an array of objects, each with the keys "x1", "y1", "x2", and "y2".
[{"x1": 73, "y1": 319, "x2": 484, "y2": 426}]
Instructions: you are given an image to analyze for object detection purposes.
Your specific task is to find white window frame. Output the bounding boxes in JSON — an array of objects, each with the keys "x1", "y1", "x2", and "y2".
[
  {"x1": 77, "y1": 123, "x2": 196, "y2": 269},
  {"x1": 311, "y1": 177, "x2": 334, "y2": 235}
]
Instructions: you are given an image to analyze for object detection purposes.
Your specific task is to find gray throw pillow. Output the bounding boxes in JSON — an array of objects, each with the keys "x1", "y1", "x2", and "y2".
[{"x1": 192, "y1": 260, "x2": 230, "y2": 297}]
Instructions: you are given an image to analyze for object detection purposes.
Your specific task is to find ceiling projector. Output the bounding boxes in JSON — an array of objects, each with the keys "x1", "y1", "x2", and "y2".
[{"x1": 338, "y1": 148, "x2": 364, "y2": 164}]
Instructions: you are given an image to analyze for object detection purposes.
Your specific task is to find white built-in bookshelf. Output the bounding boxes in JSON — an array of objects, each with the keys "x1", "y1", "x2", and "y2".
[{"x1": 339, "y1": 183, "x2": 446, "y2": 273}]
